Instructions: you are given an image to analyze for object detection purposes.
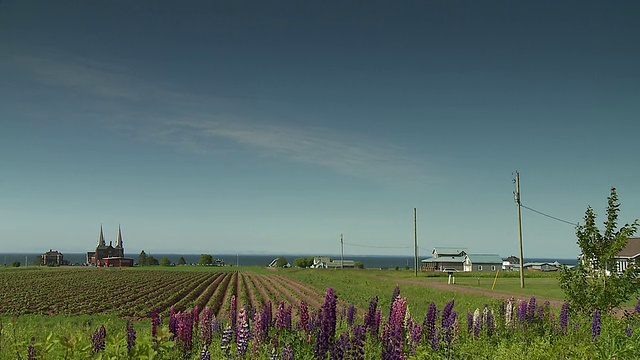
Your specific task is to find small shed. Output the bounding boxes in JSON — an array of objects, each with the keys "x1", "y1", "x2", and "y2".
[{"x1": 103, "y1": 257, "x2": 134, "y2": 267}]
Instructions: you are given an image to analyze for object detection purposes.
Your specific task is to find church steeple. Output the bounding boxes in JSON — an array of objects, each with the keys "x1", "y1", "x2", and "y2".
[
  {"x1": 116, "y1": 225, "x2": 123, "y2": 249},
  {"x1": 97, "y1": 224, "x2": 106, "y2": 247}
]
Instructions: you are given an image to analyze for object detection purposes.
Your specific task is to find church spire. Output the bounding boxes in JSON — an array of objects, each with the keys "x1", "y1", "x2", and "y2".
[
  {"x1": 97, "y1": 224, "x2": 106, "y2": 247},
  {"x1": 116, "y1": 225, "x2": 123, "y2": 248}
]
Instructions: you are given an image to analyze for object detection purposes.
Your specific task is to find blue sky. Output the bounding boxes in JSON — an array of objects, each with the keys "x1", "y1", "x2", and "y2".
[{"x1": 1, "y1": 1, "x2": 639, "y2": 258}]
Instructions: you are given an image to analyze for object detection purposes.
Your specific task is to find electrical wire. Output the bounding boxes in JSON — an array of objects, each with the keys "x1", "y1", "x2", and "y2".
[
  {"x1": 343, "y1": 242, "x2": 412, "y2": 249},
  {"x1": 520, "y1": 204, "x2": 578, "y2": 227}
]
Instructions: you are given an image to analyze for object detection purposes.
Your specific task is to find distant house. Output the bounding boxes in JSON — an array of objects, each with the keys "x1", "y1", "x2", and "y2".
[
  {"x1": 268, "y1": 258, "x2": 291, "y2": 268},
  {"x1": 464, "y1": 254, "x2": 503, "y2": 272},
  {"x1": 615, "y1": 237, "x2": 640, "y2": 273},
  {"x1": 523, "y1": 261, "x2": 562, "y2": 272},
  {"x1": 422, "y1": 247, "x2": 468, "y2": 271},
  {"x1": 41, "y1": 249, "x2": 66, "y2": 266},
  {"x1": 311, "y1": 256, "x2": 355, "y2": 269}
]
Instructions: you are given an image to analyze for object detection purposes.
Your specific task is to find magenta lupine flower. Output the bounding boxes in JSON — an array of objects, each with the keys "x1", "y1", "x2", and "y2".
[
  {"x1": 200, "y1": 307, "x2": 213, "y2": 346},
  {"x1": 193, "y1": 305, "x2": 200, "y2": 329},
  {"x1": 382, "y1": 297, "x2": 407, "y2": 360},
  {"x1": 347, "y1": 304, "x2": 356, "y2": 326},
  {"x1": 350, "y1": 325, "x2": 366, "y2": 360},
  {"x1": 256, "y1": 302, "x2": 273, "y2": 342},
  {"x1": 276, "y1": 302, "x2": 287, "y2": 330},
  {"x1": 91, "y1": 325, "x2": 106, "y2": 353},
  {"x1": 150, "y1": 308, "x2": 161, "y2": 339},
  {"x1": 592, "y1": 309, "x2": 601, "y2": 340},
  {"x1": 315, "y1": 287, "x2": 337, "y2": 359},
  {"x1": 364, "y1": 296, "x2": 379, "y2": 337},
  {"x1": 527, "y1": 296, "x2": 536, "y2": 323},
  {"x1": 425, "y1": 302, "x2": 437, "y2": 350},
  {"x1": 560, "y1": 302, "x2": 569, "y2": 334},
  {"x1": 230, "y1": 295, "x2": 237, "y2": 331},
  {"x1": 298, "y1": 300, "x2": 309, "y2": 332},
  {"x1": 177, "y1": 311, "x2": 194, "y2": 356},
  {"x1": 221, "y1": 325, "x2": 233, "y2": 356},
  {"x1": 236, "y1": 308, "x2": 250, "y2": 357},
  {"x1": 389, "y1": 285, "x2": 400, "y2": 317},
  {"x1": 126, "y1": 320, "x2": 136, "y2": 353}
]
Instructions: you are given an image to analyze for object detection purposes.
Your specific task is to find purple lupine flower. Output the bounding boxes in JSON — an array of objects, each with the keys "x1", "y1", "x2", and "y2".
[
  {"x1": 298, "y1": 300, "x2": 309, "y2": 332},
  {"x1": 126, "y1": 320, "x2": 136, "y2": 353},
  {"x1": 168, "y1": 306, "x2": 178, "y2": 338},
  {"x1": 193, "y1": 305, "x2": 200, "y2": 329},
  {"x1": 199, "y1": 348, "x2": 210, "y2": 360},
  {"x1": 635, "y1": 299, "x2": 640, "y2": 314},
  {"x1": 560, "y1": 302, "x2": 569, "y2": 334},
  {"x1": 592, "y1": 309, "x2": 601, "y2": 340},
  {"x1": 473, "y1": 309, "x2": 482, "y2": 338},
  {"x1": 91, "y1": 325, "x2": 106, "y2": 353},
  {"x1": 210, "y1": 315, "x2": 222, "y2": 335},
  {"x1": 350, "y1": 325, "x2": 366, "y2": 360},
  {"x1": 347, "y1": 304, "x2": 356, "y2": 326},
  {"x1": 236, "y1": 308, "x2": 250, "y2": 357},
  {"x1": 230, "y1": 295, "x2": 237, "y2": 331},
  {"x1": 332, "y1": 331, "x2": 350, "y2": 360},
  {"x1": 364, "y1": 296, "x2": 379, "y2": 337},
  {"x1": 467, "y1": 311, "x2": 473, "y2": 334},
  {"x1": 499, "y1": 301, "x2": 506, "y2": 317},
  {"x1": 527, "y1": 296, "x2": 536, "y2": 323},
  {"x1": 285, "y1": 304, "x2": 292, "y2": 330},
  {"x1": 200, "y1": 307, "x2": 212, "y2": 346},
  {"x1": 407, "y1": 318, "x2": 422, "y2": 355},
  {"x1": 27, "y1": 338, "x2": 36, "y2": 360},
  {"x1": 442, "y1": 299, "x2": 454, "y2": 327},
  {"x1": 443, "y1": 311, "x2": 457, "y2": 346},
  {"x1": 382, "y1": 297, "x2": 407, "y2": 360},
  {"x1": 486, "y1": 309, "x2": 494, "y2": 337},
  {"x1": 150, "y1": 308, "x2": 161, "y2": 339},
  {"x1": 315, "y1": 288, "x2": 337, "y2": 359},
  {"x1": 424, "y1": 302, "x2": 437, "y2": 350},
  {"x1": 281, "y1": 342, "x2": 294, "y2": 360},
  {"x1": 374, "y1": 309, "x2": 382, "y2": 338},
  {"x1": 626, "y1": 325, "x2": 633, "y2": 337},
  {"x1": 221, "y1": 325, "x2": 233, "y2": 356},
  {"x1": 517, "y1": 300, "x2": 527, "y2": 324}
]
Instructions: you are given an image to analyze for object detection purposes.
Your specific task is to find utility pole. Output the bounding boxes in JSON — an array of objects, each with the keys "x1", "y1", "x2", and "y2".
[
  {"x1": 414, "y1": 208, "x2": 418, "y2": 277},
  {"x1": 515, "y1": 171, "x2": 525, "y2": 288},
  {"x1": 340, "y1": 234, "x2": 344, "y2": 269}
]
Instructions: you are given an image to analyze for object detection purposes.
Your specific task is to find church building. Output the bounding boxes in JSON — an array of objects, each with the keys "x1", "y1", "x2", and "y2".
[{"x1": 86, "y1": 225, "x2": 132, "y2": 266}]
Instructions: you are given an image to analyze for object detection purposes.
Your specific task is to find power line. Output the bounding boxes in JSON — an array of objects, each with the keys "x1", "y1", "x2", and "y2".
[
  {"x1": 520, "y1": 204, "x2": 578, "y2": 227},
  {"x1": 343, "y1": 242, "x2": 412, "y2": 249}
]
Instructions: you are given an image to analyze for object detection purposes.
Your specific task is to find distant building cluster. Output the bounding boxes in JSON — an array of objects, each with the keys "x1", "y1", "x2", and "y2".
[
  {"x1": 86, "y1": 225, "x2": 134, "y2": 267},
  {"x1": 421, "y1": 247, "x2": 503, "y2": 272}
]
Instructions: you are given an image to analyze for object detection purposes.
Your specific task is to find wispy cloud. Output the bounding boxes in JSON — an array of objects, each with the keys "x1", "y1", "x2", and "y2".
[{"x1": 12, "y1": 51, "x2": 434, "y2": 183}]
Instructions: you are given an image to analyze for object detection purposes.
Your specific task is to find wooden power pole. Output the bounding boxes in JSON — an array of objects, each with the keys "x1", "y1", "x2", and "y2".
[
  {"x1": 414, "y1": 208, "x2": 418, "y2": 277},
  {"x1": 515, "y1": 171, "x2": 525, "y2": 288},
  {"x1": 340, "y1": 234, "x2": 344, "y2": 269}
]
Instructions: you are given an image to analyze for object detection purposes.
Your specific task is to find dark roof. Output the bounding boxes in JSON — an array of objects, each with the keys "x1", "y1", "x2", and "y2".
[{"x1": 618, "y1": 237, "x2": 640, "y2": 258}]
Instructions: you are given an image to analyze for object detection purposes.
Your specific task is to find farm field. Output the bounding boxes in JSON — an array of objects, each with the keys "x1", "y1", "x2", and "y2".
[{"x1": 1, "y1": 266, "x2": 640, "y2": 359}]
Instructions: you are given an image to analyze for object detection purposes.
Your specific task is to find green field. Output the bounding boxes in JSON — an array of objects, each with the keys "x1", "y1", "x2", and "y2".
[{"x1": 1, "y1": 266, "x2": 639, "y2": 359}]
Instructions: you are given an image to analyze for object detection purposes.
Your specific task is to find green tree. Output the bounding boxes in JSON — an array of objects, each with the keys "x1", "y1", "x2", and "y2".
[
  {"x1": 11, "y1": 261, "x2": 20, "y2": 267},
  {"x1": 177, "y1": 256, "x2": 186, "y2": 265},
  {"x1": 199, "y1": 254, "x2": 213, "y2": 265},
  {"x1": 276, "y1": 256, "x2": 289, "y2": 268},
  {"x1": 294, "y1": 257, "x2": 314, "y2": 268},
  {"x1": 159, "y1": 257, "x2": 172, "y2": 266},
  {"x1": 559, "y1": 187, "x2": 639, "y2": 314},
  {"x1": 146, "y1": 255, "x2": 159, "y2": 266},
  {"x1": 354, "y1": 261, "x2": 364, "y2": 269},
  {"x1": 138, "y1": 251, "x2": 147, "y2": 266}
]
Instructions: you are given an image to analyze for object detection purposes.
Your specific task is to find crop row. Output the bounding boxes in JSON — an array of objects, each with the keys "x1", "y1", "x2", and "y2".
[{"x1": 0, "y1": 268, "x2": 362, "y2": 320}]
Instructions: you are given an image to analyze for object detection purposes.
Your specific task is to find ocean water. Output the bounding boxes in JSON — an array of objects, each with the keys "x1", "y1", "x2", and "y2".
[{"x1": 0, "y1": 253, "x2": 577, "y2": 268}]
